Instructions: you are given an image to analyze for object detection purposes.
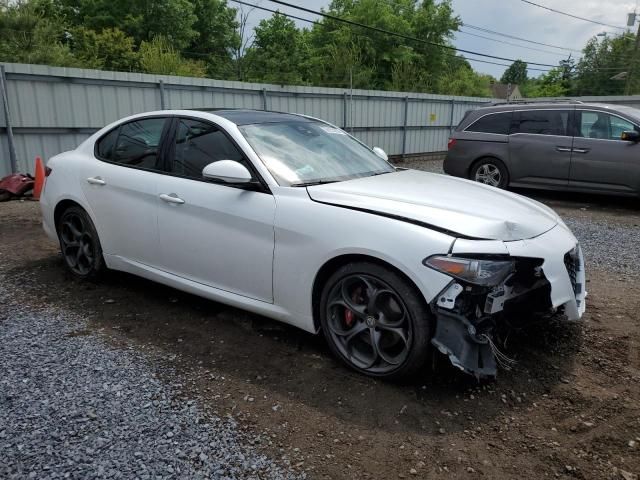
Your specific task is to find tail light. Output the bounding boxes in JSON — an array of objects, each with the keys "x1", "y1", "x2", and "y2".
[{"x1": 447, "y1": 138, "x2": 456, "y2": 150}]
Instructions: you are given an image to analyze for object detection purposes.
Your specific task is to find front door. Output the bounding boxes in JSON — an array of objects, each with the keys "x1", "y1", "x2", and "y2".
[
  {"x1": 79, "y1": 116, "x2": 170, "y2": 266},
  {"x1": 155, "y1": 117, "x2": 276, "y2": 302},
  {"x1": 508, "y1": 109, "x2": 574, "y2": 187},
  {"x1": 569, "y1": 110, "x2": 640, "y2": 194}
]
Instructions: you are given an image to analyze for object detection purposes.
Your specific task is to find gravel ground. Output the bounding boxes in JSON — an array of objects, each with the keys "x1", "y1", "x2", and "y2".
[{"x1": 0, "y1": 278, "x2": 302, "y2": 480}]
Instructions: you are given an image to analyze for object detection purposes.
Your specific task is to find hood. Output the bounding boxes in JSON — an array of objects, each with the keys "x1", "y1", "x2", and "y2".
[{"x1": 307, "y1": 170, "x2": 558, "y2": 241}]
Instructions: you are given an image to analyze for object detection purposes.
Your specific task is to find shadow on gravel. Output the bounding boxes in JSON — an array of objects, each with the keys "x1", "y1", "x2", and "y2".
[{"x1": 6, "y1": 254, "x2": 583, "y2": 436}]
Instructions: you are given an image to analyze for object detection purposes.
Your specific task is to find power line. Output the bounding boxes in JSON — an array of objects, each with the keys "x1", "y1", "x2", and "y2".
[
  {"x1": 229, "y1": 0, "x2": 553, "y2": 71},
  {"x1": 263, "y1": 0, "x2": 558, "y2": 67},
  {"x1": 462, "y1": 23, "x2": 582, "y2": 53},
  {"x1": 457, "y1": 27, "x2": 568, "y2": 56},
  {"x1": 519, "y1": 0, "x2": 626, "y2": 30}
]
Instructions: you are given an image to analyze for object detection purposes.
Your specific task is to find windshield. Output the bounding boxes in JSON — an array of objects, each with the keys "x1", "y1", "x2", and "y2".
[{"x1": 238, "y1": 121, "x2": 394, "y2": 186}]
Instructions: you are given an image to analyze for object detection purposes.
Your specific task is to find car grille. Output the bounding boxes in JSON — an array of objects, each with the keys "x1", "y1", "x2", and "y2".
[{"x1": 564, "y1": 247, "x2": 581, "y2": 296}]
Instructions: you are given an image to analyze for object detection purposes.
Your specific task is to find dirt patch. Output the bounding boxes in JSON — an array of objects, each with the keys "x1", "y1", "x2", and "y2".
[{"x1": 1, "y1": 201, "x2": 639, "y2": 480}]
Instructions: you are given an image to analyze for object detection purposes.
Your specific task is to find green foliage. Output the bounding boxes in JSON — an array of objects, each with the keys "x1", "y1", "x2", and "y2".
[
  {"x1": 70, "y1": 27, "x2": 139, "y2": 71},
  {"x1": 500, "y1": 60, "x2": 528, "y2": 86},
  {"x1": 522, "y1": 68, "x2": 569, "y2": 98},
  {"x1": 573, "y1": 34, "x2": 635, "y2": 95},
  {"x1": 139, "y1": 36, "x2": 205, "y2": 77},
  {"x1": 436, "y1": 60, "x2": 494, "y2": 97},
  {"x1": 0, "y1": 0, "x2": 77, "y2": 66},
  {"x1": 243, "y1": 13, "x2": 309, "y2": 85}
]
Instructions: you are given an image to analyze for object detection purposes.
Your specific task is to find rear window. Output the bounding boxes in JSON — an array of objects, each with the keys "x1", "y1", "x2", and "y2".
[
  {"x1": 513, "y1": 109, "x2": 570, "y2": 136},
  {"x1": 465, "y1": 112, "x2": 512, "y2": 135}
]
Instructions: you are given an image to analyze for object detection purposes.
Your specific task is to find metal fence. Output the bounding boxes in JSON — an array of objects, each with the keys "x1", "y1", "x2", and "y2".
[
  {"x1": 2, "y1": 62, "x2": 640, "y2": 176},
  {"x1": 0, "y1": 62, "x2": 497, "y2": 176}
]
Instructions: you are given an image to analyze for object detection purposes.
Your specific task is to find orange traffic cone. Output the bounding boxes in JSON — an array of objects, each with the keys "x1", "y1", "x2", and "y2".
[{"x1": 33, "y1": 156, "x2": 45, "y2": 200}]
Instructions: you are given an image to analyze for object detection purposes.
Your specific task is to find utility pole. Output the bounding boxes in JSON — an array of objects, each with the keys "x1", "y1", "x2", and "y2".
[{"x1": 625, "y1": 12, "x2": 640, "y2": 95}]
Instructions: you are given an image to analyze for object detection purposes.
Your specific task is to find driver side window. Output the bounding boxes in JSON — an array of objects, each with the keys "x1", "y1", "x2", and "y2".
[{"x1": 171, "y1": 118, "x2": 245, "y2": 179}]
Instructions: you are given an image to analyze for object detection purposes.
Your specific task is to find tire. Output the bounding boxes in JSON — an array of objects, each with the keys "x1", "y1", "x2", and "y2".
[
  {"x1": 319, "y1": 262, "x2": 431, "y2": 380},
  {"x1": 470, "y1": 157, "x2": 509, "y2": 189},
  {"x1": 56, "y1": 205, "x2": 105, "y2": 280}
]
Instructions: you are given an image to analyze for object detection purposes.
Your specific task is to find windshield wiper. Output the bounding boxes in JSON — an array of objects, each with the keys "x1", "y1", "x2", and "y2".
[{"x1": 291, "y1": 179, "x2": 339, "y2": 187}]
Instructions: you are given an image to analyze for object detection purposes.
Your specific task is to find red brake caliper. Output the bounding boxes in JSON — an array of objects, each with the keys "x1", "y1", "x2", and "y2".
[{"x1": 344, "y1": 286, "x2": 361, "y2": 327}]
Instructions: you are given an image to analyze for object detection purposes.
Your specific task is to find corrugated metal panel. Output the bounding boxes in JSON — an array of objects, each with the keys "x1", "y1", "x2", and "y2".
[{"x1": 2, "y1": 62, "x2": 639, "y2": 175}]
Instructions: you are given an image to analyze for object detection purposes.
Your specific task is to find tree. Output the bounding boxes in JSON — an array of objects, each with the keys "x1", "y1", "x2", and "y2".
[
  {"x1": 139, "y1": 36, "x2": 206, "y2": 77},
  {"x1": 55, "y1": 0, "x2": 198, "y2": 50},
  {"x1": 185, "y1": 0, "x2": 240, "y2": 79},
  {"x1": 70, "y1": 27, "x2": 139, "y2": 71},
  {"x1": 0, "y1": 0, "x2": 77, "y2": 67},
  {"x1": 573, "y1": 34, "x2": 635, "y2": 95},
  {"x1": 523, "y1": 68, "x2": 568, "y2": 97},
  {"x1": 500, "y1": 60, "x2": 527, "y2": 86},
  {"x1": 243, "y1": 13, "x2": 310, "y2": 85}
]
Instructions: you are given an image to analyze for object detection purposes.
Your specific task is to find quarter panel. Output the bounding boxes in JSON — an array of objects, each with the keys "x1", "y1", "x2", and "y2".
[{"x1": 271, "y1": 189, "x2": 455, "y2": 332}]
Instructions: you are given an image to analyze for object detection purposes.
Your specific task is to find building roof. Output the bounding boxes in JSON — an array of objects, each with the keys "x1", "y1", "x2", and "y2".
[{"x1": 490, "y1": 83, "x2": 521, "y2": 100}]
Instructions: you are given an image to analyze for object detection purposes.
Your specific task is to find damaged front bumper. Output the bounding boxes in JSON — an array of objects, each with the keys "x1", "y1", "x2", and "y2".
[{"x1": 430, "y1": 225, "x2": 586, "y2": 378}]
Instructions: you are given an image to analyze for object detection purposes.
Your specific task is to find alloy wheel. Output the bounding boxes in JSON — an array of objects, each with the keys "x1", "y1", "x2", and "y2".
[
  {"x1": 325, "y1": 274, "x2": 412, "y2": 374},
  {"x1": 59, "y1": 213, "x2": 95, "y2": 276},
  {"x1": 474, "y1": 163, "x2": 502, "y2": 187}
]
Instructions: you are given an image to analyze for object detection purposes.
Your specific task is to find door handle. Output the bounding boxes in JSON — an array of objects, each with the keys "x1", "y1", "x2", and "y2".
[
  {"x1": 572, "y1": 148, "x2": 590, "y2": 154},
  {"x1": 159, "y1": 193, "x2": 185, "y2": 205},
  {"x1": 555, "y1": 146, "x2": 572, "y2": 152},
  {"x1": 86, "y1": 176, "x2": 106, "y2": 186}
]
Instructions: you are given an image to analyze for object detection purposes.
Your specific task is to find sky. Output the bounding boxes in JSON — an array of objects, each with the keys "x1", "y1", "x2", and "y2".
[{"x1": 234, "y1": 0, "x2": 638, "y2": 79}]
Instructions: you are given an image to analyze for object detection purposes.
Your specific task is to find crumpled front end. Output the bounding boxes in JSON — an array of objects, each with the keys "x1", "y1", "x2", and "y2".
[{"x1": 430, "y1": 225, "x2": 586, "y2": 378}]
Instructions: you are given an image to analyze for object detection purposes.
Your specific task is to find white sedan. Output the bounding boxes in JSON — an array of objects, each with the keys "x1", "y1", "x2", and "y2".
[{"x1": 40, "y1": 109, "x2": 586, "y2": 379}]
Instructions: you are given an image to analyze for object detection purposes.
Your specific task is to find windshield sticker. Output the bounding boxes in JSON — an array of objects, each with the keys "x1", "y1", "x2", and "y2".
[{"x1": 320, "y1": 126, "x2": 347, "y2": 135}]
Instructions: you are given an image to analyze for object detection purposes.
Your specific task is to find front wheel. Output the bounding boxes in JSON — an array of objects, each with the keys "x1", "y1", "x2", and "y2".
[
  {"x1": 470, "y1": 158, "x2": 509, "y2": 188},
  {"x1": 319, "y1": 262, "x2": 431, "y2": 380},
  {"x1": 57, "y1": 206, "x2": 105, "y2": 280}
]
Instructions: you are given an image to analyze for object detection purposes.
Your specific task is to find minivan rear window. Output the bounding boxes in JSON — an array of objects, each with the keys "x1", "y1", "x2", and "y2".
[{"x1": 465, "y1": 112, "x2": 512, "y2": 135}]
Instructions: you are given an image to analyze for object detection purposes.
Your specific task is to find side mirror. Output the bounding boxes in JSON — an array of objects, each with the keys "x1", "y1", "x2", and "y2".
[
  {"x1": 202, "y1": 160, "x2": 253, "y2": 184},
  {"x1": 372, "y1": 146, "x2": 388, "y2": 161},
  {"x1": 621, "y1": 130, "x2": 640, "y2": 142}
]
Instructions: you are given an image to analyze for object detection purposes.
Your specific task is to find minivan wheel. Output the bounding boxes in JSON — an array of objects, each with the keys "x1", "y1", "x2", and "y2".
[
  {"x1": 57, "y1": 206, "x2": 105, "y2": 280},
  {"x1": 319, "y1": 262, "x2": 431, "y2": 380},
  {"x1": 470, "y1": 158, "x2": 509, "y2": 188}
]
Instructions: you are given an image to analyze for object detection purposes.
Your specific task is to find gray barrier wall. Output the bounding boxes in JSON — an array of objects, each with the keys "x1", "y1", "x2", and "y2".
[
  {"x1": 2, "y1": 62, "x2": 640, "y2": 176},
  {"x1": 0, "y1": 63, "x2": 496, "y2": 176}
]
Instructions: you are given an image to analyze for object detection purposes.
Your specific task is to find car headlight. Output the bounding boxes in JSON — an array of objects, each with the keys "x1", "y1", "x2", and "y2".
[{"x1": 423, "y1": 255, "x2": 514, "y2": 287}]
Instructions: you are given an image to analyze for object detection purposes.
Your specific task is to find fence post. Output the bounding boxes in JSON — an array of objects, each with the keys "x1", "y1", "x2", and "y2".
[
  {"x1": 262, "y1": 88, "x2": 268, "y2": 111},
  {"x1": 343, "y1": 92, "x2": 348, "y2": 129},
  {"x1": 0, "y1": 65, "x2": 17, "y2": 174},
  {"x1": 158, "y1": 80, "x2": 166, "y2": 110},
  {"x1": 401, "y1": 96, "x2": 409, "y2": 159},
  {"x1": 449, "y1": 98, "x2": 455, "y2": 134}
]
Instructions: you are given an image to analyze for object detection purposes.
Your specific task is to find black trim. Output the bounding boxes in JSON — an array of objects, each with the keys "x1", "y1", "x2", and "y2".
[{"x1": 308, "y1": 196, "x2": 485, "y2": 240}]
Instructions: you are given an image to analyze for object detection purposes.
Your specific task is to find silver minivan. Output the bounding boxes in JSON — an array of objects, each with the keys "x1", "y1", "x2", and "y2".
[{"x1": 444, "y1": 101, "x2": 640, "y2": 196}]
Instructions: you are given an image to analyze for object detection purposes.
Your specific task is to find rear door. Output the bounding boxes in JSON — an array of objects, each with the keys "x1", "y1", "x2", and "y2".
[
  {"x1": 569, "y1": 109, "x2": 640, "y2": 194},
  {"x1": 80, "y1": 116, "x2": 171, "y2": 266},
  {"x1": 508, "y1": 108, "x2": 574, "y2": 187}
]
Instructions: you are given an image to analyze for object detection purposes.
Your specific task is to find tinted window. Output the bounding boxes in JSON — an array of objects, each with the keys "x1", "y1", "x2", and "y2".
[
  {"x1": 577, "y1": 111, "x2": 637, "y2": 140},
  {"x1": 171, "y1": 119, "x2": 245, "y2": 178},
  {"x1": 112, "y1": 118, "x2": 166, "y2": 169},
  {"x1": 96, "y1": 128, "x2": 118, "y2": 160},
  {"x1": 514, "y1": 110, "x2": 570, "y2": 136},
  {"x1": 466, "y1": 112, "x2": 511, "y2": 134}
]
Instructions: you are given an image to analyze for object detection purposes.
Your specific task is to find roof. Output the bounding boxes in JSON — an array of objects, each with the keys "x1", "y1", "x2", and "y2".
[
  {"x1": 489, "y1": 83, "x2": 521, "y2": 100},
  {"x1": 198, "y1": 109, "x2": 313, "y2": 125}
]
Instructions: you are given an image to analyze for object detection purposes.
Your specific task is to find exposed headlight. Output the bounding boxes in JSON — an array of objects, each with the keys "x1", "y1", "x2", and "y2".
[{"x1": 423, "y1": 255, "x2": 514, "y2": 286}]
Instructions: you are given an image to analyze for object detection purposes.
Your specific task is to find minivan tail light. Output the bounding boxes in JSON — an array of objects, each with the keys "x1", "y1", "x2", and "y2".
[{"x1": 447, "y1": 138, "x2": 456, "y2": 150}]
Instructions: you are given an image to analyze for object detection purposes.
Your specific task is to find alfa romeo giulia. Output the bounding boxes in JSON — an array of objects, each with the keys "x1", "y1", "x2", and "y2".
[{"x1": 40, "y1": 109, "x2": 586, "y2": 379}]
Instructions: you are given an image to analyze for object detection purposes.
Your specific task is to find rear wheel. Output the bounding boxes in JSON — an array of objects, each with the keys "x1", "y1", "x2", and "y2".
[
  {"x1": 319, "y1": 262, "x2": 431, "y2": 380},
  {"x1": 470, "y1": 158, "x2": 509, "y2": 188},
  {"x1": 57, "y1": 206, "x2": 105, "y2": 280}
]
